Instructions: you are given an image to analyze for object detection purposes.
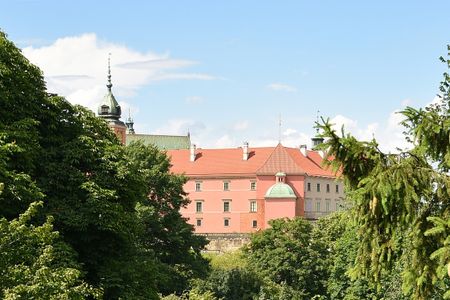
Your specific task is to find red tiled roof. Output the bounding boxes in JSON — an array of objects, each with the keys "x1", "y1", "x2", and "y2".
[
  {"x1": 287, "y1": 148, "x2": 336, "y2": 177},
  {"x1": 166, "y1": 147, "x2": 274, "y2": 177},
  {"x1": 256, "y1": 143, "x2": 305, "y2": 175},
  {"x1": 166, "y1": 144, "x2": 338, "y2": 178}
]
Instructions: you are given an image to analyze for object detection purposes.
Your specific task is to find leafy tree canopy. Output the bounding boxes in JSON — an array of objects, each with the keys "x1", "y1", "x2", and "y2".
[
  {"x1": 0, "y1": 30, "x2": 207, "y2": 298},
  {"x1": 244, "y1": 217, "x2": 329, "y2": 298},
  {"x1": 0, "y1": 201, "x2": 101, "y2": 299},
  {"x1": 318, "y1": 45, "x2": 450, "y2": 299}
]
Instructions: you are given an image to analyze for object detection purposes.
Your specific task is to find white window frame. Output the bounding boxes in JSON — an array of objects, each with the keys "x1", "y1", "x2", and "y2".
[
  {"x1": 250, "y1": 200, "x2": 257, "y2": 212},
  {"x1": 195, "y1": 181, "x2": 202, "y2": 192},
  {"x1": 223, "y1": 200, "x2": 231, "y2": 212},
  {"x1": 195, "y1": 201, "x2": 203, "y2": 213},
  {"x1": 223, "y1": 181, "x2": 230, "y2": 191}
]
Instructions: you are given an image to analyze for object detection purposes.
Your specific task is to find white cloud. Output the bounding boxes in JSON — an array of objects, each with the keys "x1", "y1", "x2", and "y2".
[
  {"x1": 330, "y1": 115, "x2": 379, "y2": 141},
  {"x1": 330, "y1": 110, "x2": 411, "y2": 153},
  {"x1": 152, "y1": 119, "x2": 206, "y2": 136},
  {"x1": 283, "y1": 128, "x2": 297, "y2": 136},
  {"x1": 22, "y1": 33, "x2": 216, "y2": 112},
  {"x1": 215, "y1": 135, "x2": 235, "y2": 148},
  {"x1": 267, "y1": 83, "x2": 297, "y2": 92},
  {"x1": 233, "y1": 120, "x2": 249, "y2": 131}
]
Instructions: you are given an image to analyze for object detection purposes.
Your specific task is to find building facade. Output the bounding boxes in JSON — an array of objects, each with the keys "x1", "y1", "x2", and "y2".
[
  {"x1": 97, "y1": 61, "x2": 343, "y2": 234},
  {"x1": 167, "y1": 143, "x2": 343, "y2": 234}
]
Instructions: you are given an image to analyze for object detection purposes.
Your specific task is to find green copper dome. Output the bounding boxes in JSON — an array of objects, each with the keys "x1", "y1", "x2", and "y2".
[
  {"x1": 98, "y1": 55, "x2": 122, "y2": 121},
  {"x1": 265, "y1": 182, "x2": 296, "y2": 199},
  {"x1": 98, "y1": 90, "x2": 121, "y2": 119}
]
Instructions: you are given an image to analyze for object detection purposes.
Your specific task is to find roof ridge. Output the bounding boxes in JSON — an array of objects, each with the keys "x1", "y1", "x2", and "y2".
[
  {"x1": 256, "y1": 143, "x2": 306, "y2": 175},
  {"x1": 131, "y1": 133, "x2": 189, "y2": 138}
]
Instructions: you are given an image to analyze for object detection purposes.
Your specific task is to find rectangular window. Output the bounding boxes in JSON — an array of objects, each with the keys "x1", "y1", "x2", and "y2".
[
  {"x1": 250, "y1": 181, "x2": 256, "y2": 190},
  {"x1": 307, "y1": 182, "x2": 311, "y2": 192},
  {"x1": 326, "y1": 184, "x2": 330, "y2": 193},
  {"x1": 101, "y1": 105, "x2": 108, "y2": 114},
  {"x1": 305, "y1": 198, "x2": 313, "y2": 211},
  {"x1": 196, "y1": 219, "x2": 202, "y2": 227},
  {"x1": 250, "y1": 201, "x2": 257, "y2": 212},
  {"x1": 223, "y1": 181, "x2": 230, "y2": 191},
  {"x1": 195, "y1": 181, "x2": 202, "y2": 192},
  {"x1": 252, "y1": 220, "x2": 257, "y2": 228},
  {"x1": 317, "y1": 183, "x2": 321, "y2": 192},
  {"x1": 224, "y1": 219, "x2": 230, "y2": 227},
  {"x1": 336, "y1": 184, "x2": 339, "y2": 193},
  {"x1": 316, "y1": 201, "x2": 321, "y2": 212},
  {"x1": 325, "y1": 199, "x2": 331, "y2": 212},
  {"x1": 195, "y1": 201, "x2": 203, "y2": 213},
  {"x1": 223, "y1": 201, "x2": 230, "y2": 212}
]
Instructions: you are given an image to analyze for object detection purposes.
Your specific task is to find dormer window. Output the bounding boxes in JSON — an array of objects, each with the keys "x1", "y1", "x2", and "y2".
[
  {"x1": 101, "y1": 105, "x2": 109, "y2": 114},
  {"x1": 275, "y1": 172, "x2": 286, "y2": 183}
]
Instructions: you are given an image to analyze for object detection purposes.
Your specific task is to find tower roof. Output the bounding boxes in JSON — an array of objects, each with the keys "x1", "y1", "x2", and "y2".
[
  {"x1": 256, "y1": 143, "x2": 306, "y2": 175},
  {"x1": 98, "y1": 55, "x2": 122, "y2": 120}
]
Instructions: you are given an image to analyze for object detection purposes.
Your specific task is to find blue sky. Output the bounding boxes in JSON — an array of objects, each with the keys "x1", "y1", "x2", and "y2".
[{"x1": 1, "y1": 1, "x2": 449, "y2": 150}]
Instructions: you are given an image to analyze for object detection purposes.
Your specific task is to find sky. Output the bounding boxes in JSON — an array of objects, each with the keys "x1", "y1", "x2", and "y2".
[{"x1": 1, "y1": 1, "x2": 449, "y2": 151}]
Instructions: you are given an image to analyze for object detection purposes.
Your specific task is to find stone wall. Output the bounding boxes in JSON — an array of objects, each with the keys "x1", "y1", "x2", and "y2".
[{"x1": 199, "y1": 233, "x2": 251, "y2": 253}]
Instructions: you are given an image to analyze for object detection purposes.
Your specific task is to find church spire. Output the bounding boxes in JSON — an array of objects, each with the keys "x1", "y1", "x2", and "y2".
[
  {"x1": 311, "y1": 109, "x2": 324, "y2": 150},
  {"x1": 107, "y1": 53, "x2": 112, "y2": 91},
  {"x1": 125, "y1": 108, "x2": 135, "y2": 134},
  {"x1": 98, "y1": 54, "x2": 122, "y2": 120}
]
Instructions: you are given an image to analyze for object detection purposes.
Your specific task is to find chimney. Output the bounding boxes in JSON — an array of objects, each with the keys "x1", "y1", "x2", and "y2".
[
  {"x1": 243, "y1": 142, "x2": 249, "y2": 160},
  {"x1": 190, "y1": 144, "x2": 196, "y2": 162},
  {"x1": 299, "y1": 144, "x2": 307, "y2": 157}
]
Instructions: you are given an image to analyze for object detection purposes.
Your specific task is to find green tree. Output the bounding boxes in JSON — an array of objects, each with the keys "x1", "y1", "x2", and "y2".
[
  {"x1": 125, "y1": 141, "x2": 209, "y2": 295},
  {"x1": 197, "y1": 267, "x2": 262, "y2": 300},
  {"x1": 319, "y1": 211, "x2": 405, "y2": 300},
  {"x1": 244, "y1": 217, "x2": 328, "y2": 298},
  {"x1": 0, "y1": 30, "x2": 159, "y2": 298},
  {"x1": 318, "y1": 46, "x2": 450, "y2": 299},
  {"x1": 0, "y1": 201, "x2": 100, "y2": 299},
  {"x1": 0, "y1": 30, "x2": 49, "y2": 219}
]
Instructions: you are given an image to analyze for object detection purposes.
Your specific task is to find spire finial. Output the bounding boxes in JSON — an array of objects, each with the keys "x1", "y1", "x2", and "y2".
[
  {"x1": 278, "y1": 113, "x2": 282, "y2": 144},
  {"x1": 125, "y1": 107, "x2": 135, "y2": 134},
  {"x1": 107, "y1": 53, "x2": 112, "y2": 91},
  {"x1": 316, "y1": 110, "x2": 320, "y2": 134}
]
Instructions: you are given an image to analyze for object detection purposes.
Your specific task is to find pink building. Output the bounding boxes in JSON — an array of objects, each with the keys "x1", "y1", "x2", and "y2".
[
  {"x1": 96, "y1": 62, "x2": 343, "y2": 233},
  {"x1": 167, "y1": 142, "x2": 343, "y2": 234}
]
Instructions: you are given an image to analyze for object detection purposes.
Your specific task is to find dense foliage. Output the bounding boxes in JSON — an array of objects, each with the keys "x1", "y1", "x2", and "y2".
[
  {"x1": 318, "y1": 45, "x2": 450, "y2": 299},
  {"x1": 0, "y1": 201, "x2": 100, "y2": 299},
  {"x1": 0, "y1": 30, "x2": 207, "y2": 298},
  {"x1": 245, "y1": 217, "x2": 328, "y2": 298}
]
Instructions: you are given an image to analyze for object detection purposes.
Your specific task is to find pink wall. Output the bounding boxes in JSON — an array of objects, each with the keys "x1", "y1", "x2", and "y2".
[
  {"x1": 265, "y1": 199, "x2": 296, "y2": 226},
  {"x1": 286, "y1": 175, "x2": 305, "y2": 217},
  {"x1": 180, "y1": 174, "x2": 306, "y2": 233},
  {"x1": 256, "y1": 175, "x2": 305, "y2": 229},
  {"x1": 181, "y1": 177, "x2": 258, "y2": 233}
]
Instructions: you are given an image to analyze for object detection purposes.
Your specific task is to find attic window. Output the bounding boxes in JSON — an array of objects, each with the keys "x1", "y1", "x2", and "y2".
[{"x1": 101, "y1": 105, "x2": 109, "y2": 114}]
